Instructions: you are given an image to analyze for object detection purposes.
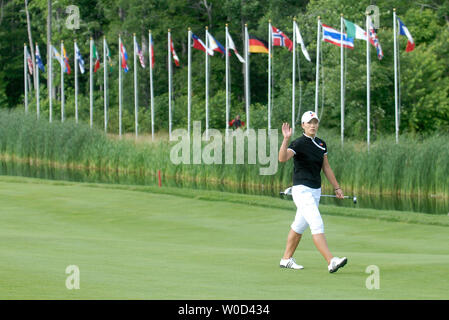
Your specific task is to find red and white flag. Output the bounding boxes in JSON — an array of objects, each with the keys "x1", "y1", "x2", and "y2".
[
  {"x1": 135, "y1": 38, "x2": 146, "y2": 68},
  {"x1": 26, "y1": 47, "x2": 33, "y2": 75},
  {"x1": 271, "y1": 25, "x2": 293, "y2": 51},
  {"x1": 170, "y1": 39, "x2": 180, "y2": 67},
  {"x1": 226, "y1": 30, "x2": 245, "y2": 63}
]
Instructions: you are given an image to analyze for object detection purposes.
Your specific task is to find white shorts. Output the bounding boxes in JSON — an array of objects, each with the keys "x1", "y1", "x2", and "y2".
[{"x1": 290, "y1": 185, "x2": 324, "y2": 235}]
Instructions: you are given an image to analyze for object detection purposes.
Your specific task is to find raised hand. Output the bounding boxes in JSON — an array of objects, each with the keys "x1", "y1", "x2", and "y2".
[{"x1": 282, "y1": 122, "x2": 292, "y2": 140}]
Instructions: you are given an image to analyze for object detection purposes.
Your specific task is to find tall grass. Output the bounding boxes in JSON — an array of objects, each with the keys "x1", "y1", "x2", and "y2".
[
  {"x1": 0, "y1": 109, "x2": 447, "y2": 197},
  {"x1": 324, "y1": 132, "x2": 449, "y2": 196}
]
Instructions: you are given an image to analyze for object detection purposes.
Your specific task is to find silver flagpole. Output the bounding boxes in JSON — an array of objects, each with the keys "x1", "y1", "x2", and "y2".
[
  {"x1": 35, "y1": 43, "x2": 40, "y2": 119},
  {"x1": 205, "y1": 26, "x2": 209, "y2": 140},
  {"x1": 74, "y1": 40, "x2": 79, "y2": 124},
  {"x1": 104, "y1": 36, "x2": 107, "y2": 133},
  {"x1": 292, "y1": 19, "x2": 296, "y2": 135},
  {"x1": 225, "y1": 24, "x2": 229, "y2": 136},
  {"x1": 89, "y1": 37, "x2": 93, "y2": 128},
  {"x1": 118, "y1": 35, "x2": 122, "y2": 138},
  {"x1": 366, "y1": 14, "x2": 371, "y2": 151},
  {"x1": 187, "y1": 28, "x2": 192, "y2": 137},
  {"x1": 268, "y1": 20, "x2": 272, "y2": 132},
  {"x1": 49, "y1": 42, "x2": 52, "y2": 123},
  {"x1": 340, "y1": 14, "x2": 344, "y2": 146},
  {"x1": 393, "y1": 8, "x2": 399, "y2": 144},
  {"x1": 168, "y1": 29, "x2": 172, "y2": 140},
  {"x1": 244, "y1": 24, "x2": 250, "y2": 131},
  {"x1": 133, "y1": 33, "x2": 138, "y2": 139},
  {"x1": 149, "y1": 30, "x2": 155, "y2": 141},
  {"x1": 315, "y1": 17, "x2": 321, "y2": 115},
  {"x1": 61, "y1": 41, "x2": 64, "y2": 122},
  {"x1": 24, "y1": 44, "x2": 28, "y2": 113}
]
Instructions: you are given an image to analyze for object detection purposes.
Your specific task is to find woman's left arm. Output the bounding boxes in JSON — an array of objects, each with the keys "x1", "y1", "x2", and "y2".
[{"x1": 322, "y1": 154, "x2": 344, "y2": 199}]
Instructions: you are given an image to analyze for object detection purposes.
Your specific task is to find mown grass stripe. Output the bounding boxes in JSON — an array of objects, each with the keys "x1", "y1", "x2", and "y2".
[{"x1": 1, "y1": 175, "x2": 448, "y2": 227}]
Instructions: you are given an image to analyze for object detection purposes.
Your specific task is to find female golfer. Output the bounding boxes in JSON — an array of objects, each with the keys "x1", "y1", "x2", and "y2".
[{"x1": 278, "y1": 111, "x2": 347, "y2": 273}]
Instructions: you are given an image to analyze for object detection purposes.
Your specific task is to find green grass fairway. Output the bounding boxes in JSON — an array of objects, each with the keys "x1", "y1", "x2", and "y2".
[{"x1": 0, "y1": 176, "x2": 448, "y2": 299}]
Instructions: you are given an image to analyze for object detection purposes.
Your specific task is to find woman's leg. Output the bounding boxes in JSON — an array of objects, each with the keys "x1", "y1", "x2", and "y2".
[
  {"x1": 312, "y1": 233, "x2": 333, "y2": 264},
  {"x1": 282, "y1": 229, "x2": 302, "y2": 259}
]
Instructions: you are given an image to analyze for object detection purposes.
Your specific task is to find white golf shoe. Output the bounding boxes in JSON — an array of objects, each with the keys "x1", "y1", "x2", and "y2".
[
  {"x1": 328, "y1": 256, "x2": 348, "y2": 273},
  {"x1": 280, "y1": 257, "x2": 304, "y2": 270}
]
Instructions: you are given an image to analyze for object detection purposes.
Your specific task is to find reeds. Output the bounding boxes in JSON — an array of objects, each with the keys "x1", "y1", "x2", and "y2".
[{"x1": 0, "y1": 109, "x2": 447, "y2": 197}]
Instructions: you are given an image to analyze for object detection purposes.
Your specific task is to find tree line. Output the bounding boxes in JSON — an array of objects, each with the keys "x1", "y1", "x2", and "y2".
[{"x1": 1, "y1": 0, "x2": 448, "y2": 137}]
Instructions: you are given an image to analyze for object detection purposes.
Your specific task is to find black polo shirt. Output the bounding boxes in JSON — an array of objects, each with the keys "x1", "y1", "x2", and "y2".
[{"x1": 287, "y1": 133, "x2": 328, "y2": 189}]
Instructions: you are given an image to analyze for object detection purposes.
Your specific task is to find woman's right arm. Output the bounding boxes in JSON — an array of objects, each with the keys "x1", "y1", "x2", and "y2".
[{"x1": 279, "y1": 123, "x2": 295, "y2": 162}]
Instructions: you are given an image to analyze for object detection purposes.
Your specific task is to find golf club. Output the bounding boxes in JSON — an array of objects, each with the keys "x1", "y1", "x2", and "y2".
[{"x1": 280, "y1": 187, "x2": 357, "y2": 204}]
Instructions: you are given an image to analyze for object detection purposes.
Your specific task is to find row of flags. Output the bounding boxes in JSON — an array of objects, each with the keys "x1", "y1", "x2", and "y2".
[
  {"x1": 24, "y1": 16, "x2": 414, "y2": 78},
  {"x1": 25, "y1": 40, "x2": 114, "y2": 76},
  {"x1": 24, "y1": 26, "x2": 303, "y2": 76},
  {"x1": 24, "y1": 13, "x2": 416, "y2": 145},
  {"x1": 321, "y1": 16, "x2": 414, "y2": 58}
]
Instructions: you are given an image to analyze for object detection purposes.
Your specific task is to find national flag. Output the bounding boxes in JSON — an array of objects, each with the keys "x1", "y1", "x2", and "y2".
[
  {"x1": 249, "y1": 36, "x2": 269, "y2": 54},
  {"x1": 74, "y1": 42, "x2": 85, "y2": 74},
  {"x1": 120, "y1": 42, "x2": 129, "y2": 72},
  {"x1": 26, "y1": 47, "x2": 33, "y2": 75},
  {"x1": 226, "y1": 31, "x2": 245, "y2": 63},
  {"x1": 149, "y1": 34, "x2": 155, "y2": 68},
  {"x1": 62, "y1": 43, "x2": 71, "y2": 74},
  {"x1": 92, "y1": 42, "x2": 100, "y2": 72},
  {"x1": 367, "y1": 17, "x2": 383, "y2": 60},
  {"x1": 192, "y1": 33, "x2": 214, "y2": 55},
  {"x1": 104, "y1": 40, "x2": 113, "y2": 71},
  {"x1": 294, "y1": 22, "x2": 311, "y2": 62},
  {"x1": 170, "y1": 38, "x2": 180, "y2": 66},
  {"x1": 135, "y1": 39, "x2": 146, "y2": 68},
  {"x1": 343, "y1": 19, "x2": 367, "y2": 41},
  {"x1": 322, "y1": 23, "x2": 354, "y2": 49},
  {"x1": 397, "y1": 17, "x2": 415, "y2": 52},
  {"x1": 35, "y1": 44, "x2": 45, "y2": 72},
  {"x1": 207, "y1": 32, "x2": 225, "y2": 55},
  {"x1": 52, "y1": 45, "x2": 63, "y2": 67},
  {"x1": 271, "y1": 25, "x2": 293, "y2": 51}
]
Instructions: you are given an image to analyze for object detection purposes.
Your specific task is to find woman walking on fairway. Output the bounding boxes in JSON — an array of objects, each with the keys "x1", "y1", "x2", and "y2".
[{"x1": 278, "y1": 111, "x2": 347, "y2": 273}]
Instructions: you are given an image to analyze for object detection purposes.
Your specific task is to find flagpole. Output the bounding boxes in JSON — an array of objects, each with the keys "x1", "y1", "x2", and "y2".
[
  {"x1": 24, "y1": 44, "x2": 28, "y2": 114},
  {"x1": 35, "y1": 43, "x2": 40, "y2": 119},
  {"x1": 133, "y1": 33, "x2": 138, "y2": 139},
  {"x1": 89, "y1": 37, "x2": 93, "y2": 128},
  {"x1": 268, "y1": 20, "x2": 272, "y2": 132},
  {"x1": 49, "y1": 43, "x2": 52, "y2": 123},
  {"x1": 393, "y1": 8, "x2": 399, "y2": 144},
  {"x1": 292, "y1": 19, "x2": 296, "y2": 135},
  {"x1": 205, "y1": 26, "x2": 210, "y2": 140},
  {"x1": 187, "y1": 28, "x2": 192, "y2": 137},
  {"x1": 315, "y1": 17, "x2": 321, "y2": 115},
  {"x1": 340, "y1": 14, "x2": 344, "y2": 146},
  {"x1": 149, "y1": 30, "x2": 155, "y2": 141},
  {"x1": 118, "y1": 35, "x2": 123, "y2": 138},
  {"x1": 61, "y1": 41, "x2": 65, "y2": 122},
  {"x1": 74, "y1": 40, "x2": 79, "y2": 124},
  {"x1": 244, "y1": 24, "x2": 250, "y2": 131},
  {"x1": 168, "y1": 29, "x2": 172, "y2": 140},
  {"x1": 366, "y1": 14, "x2": 371, "y2": 151},
  {"x1": 104, "y1": 36, "x2": 108, "y2": 133},
  {"x1": 225, "y1": 24, "x2": 229, "y2": 136}
]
